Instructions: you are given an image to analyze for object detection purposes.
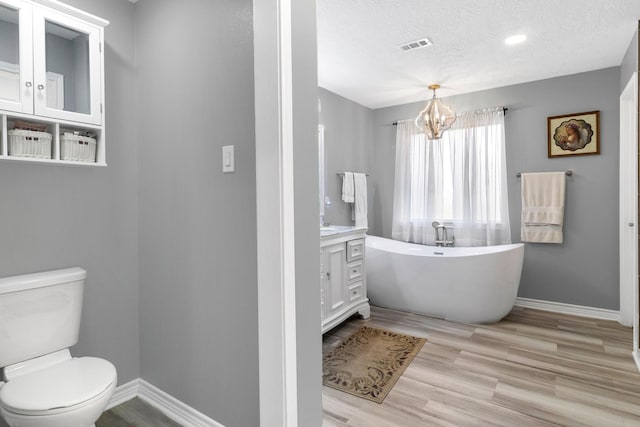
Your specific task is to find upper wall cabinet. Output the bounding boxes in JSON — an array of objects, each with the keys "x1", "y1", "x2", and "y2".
[
  {"x1": 0, "y1": 0, "x2": 106, "y2": 125},
  {"x1": 0, "y1": 0, "x2": 108, "y2": 166},
  {"x1": 0, "y1": 0, "x2": 33, "y2": 114}
]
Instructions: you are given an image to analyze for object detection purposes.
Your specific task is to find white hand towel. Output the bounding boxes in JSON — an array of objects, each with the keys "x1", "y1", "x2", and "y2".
[
  {"x1": 521, "y1": 172, "x2": 566, "y2": 244},
  {"x1": 342, "y1": 172, "x2": 355, "y2": 203},
  {"x1": 353, "y1": 173, "x2": 368, "y2": 229}
]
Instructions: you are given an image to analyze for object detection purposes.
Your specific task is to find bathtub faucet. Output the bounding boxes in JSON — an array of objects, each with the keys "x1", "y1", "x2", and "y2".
[{"x1": 432, "y1": 221, "x2": 455, "y2": 247}]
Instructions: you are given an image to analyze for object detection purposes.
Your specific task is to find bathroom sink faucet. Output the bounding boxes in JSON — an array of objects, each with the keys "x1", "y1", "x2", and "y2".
[{"x1": 432, "y1": 221, "x2": 455, "y2": 247}]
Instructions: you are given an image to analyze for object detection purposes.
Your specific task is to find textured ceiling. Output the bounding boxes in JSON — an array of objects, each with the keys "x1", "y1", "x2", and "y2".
[{"x1": 317, "y1": 0, "x2": 640, "y2": 109}]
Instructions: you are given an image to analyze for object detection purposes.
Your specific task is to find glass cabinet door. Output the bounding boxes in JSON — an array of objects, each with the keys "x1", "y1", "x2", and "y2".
[
  {"x1": 0, "y1": 0, "x2": 33, "y2": 114},
  {"x1": 32, "y1": 5, "x2": 101, "y2": 125}
]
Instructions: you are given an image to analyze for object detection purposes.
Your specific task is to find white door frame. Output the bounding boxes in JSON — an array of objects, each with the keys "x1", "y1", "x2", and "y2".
[
  {"x1": 254, "y1": 1, "x2": 299, "y2": 425},
  {"x1": 619, "y1": 72, "x2": 638, "y2": 339}
]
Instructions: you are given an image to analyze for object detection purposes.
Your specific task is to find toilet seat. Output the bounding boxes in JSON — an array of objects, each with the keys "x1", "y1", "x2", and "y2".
[{"x1": 0, "y1": 357, "x2": 116, "y2": 416}]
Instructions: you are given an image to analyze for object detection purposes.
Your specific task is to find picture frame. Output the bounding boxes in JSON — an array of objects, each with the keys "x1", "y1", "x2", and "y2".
[{"x1": 547, "y1": 111, "x2": 600, "y2": 158}]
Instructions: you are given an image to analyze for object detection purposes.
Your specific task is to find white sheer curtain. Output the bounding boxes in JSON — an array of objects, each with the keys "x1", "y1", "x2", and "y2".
[{"x1": 392, "y1": 107, "x2": 511, "y2": 246}]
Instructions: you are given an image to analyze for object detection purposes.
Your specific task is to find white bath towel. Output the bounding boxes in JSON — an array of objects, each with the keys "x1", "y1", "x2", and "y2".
[
  {"x1": 520, "y1": 172, "x2": 566, "y2": 244},
  {"x1": 354, "y1": 173, "x2": 368, "y2": 229},
  {"x1": 342, "y1": 172, "x2": 355, "y2": 203}
]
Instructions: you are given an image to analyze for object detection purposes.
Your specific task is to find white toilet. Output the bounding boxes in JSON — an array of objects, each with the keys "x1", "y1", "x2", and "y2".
[{"x1": 0, "y1": 268, "x2": 117, "y2": 427}]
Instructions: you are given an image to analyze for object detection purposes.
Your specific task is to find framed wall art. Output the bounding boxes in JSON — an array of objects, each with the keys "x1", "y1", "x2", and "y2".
[{"x1": 548, "y1": 111, "x2": 600, "y2": 158}]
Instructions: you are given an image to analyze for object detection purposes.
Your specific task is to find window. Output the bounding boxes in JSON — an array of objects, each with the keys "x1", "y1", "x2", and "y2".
[{"x1": 392, "y1": 108, "x2": 511, "y2": 246}]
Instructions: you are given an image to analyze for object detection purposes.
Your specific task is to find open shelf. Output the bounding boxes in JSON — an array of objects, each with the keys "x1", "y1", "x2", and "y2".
[
  {"x1": 0, "y1": 155, "x2": 106, "y2": 167},
  {"x1": 0, "y1": 113, "x2": 105, "y2": 166}
]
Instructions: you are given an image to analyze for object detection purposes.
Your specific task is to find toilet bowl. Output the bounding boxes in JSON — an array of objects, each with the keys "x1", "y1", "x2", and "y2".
[
  {"x1": 0, "y1": 268, "x2": 118, "y2": 427},
  {"x1": 0, "y1": 351, "x2": 117, "y2": 427}
]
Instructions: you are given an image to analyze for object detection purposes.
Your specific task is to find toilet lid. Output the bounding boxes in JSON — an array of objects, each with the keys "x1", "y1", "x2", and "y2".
[{"x1": 0, "y1": 357, "x2": 116, "y2": 415}]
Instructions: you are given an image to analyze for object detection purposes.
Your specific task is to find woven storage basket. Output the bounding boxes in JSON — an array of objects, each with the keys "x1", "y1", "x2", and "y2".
[
  {"x1": 8, "y1": 129, "x2": 52, "y2": 159},
  {"x1": 61, "y1": 133, "x2": 97, "y2": 162}
]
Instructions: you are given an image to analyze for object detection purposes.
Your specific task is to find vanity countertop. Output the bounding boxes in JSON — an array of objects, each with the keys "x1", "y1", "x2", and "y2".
[{"x1": 320, "y1": 225, "x2": 368, "y2": 239}]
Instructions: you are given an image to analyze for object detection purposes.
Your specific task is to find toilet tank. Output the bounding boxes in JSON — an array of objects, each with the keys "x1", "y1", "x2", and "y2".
[{"x1": 0, "y1": 268, "x2": 86, "y2": 368}]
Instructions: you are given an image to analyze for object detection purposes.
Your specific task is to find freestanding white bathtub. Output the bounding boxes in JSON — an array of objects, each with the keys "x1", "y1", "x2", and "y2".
[{"x1": 366, "y1": 235, "x2": 524, "y2": 324}]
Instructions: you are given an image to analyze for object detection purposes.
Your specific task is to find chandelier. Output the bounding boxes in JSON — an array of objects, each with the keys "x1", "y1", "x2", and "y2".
[{"x1": 415, "y1": 84, "x2": 456, "y2": 140}]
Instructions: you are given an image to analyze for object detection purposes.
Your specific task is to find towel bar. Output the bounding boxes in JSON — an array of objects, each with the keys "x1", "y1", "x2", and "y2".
[
  {"x1": 337, "y1": 172, "x2": 370, "y2": 176},
  {"x1": 516, "y1": 170, "x2": 572, "y2": 178}
]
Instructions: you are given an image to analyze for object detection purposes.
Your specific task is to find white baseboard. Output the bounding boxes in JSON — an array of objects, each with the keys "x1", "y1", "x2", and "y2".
[
  {"x1": 515, "y1": 297, "x2": 620, "y2": 322},
  {"x1": 106, "y1": 378, "x2": 139, "y2": 409},
  {"x1": 138, "y1": 379, "x2": 224, "y2": 427},
  {"x1": 107, "y1": 378, "x2": 224, "y2": 427}
]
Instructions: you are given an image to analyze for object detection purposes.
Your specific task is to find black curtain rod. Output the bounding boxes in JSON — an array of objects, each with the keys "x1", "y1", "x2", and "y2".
[{"x1": 392, "y1": 107, "x2": 508, "y2": 126}]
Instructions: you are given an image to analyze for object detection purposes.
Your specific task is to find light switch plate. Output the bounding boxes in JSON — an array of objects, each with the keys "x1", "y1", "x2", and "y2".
[{"x1": 222, "y1": 145, "x2": 234, "y2": 173}]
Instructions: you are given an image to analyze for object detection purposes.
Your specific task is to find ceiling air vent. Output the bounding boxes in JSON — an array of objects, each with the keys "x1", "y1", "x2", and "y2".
[{"x1": 400, "y1": 37, "x2": 433, "y2": 51}]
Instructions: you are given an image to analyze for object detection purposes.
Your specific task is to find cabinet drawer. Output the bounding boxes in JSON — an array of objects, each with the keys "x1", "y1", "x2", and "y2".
[
  {"x1": 348, "y1": 282, "x2": 364, "y2": 302},
  {"x1": 346, "y1": 239, "x2": 364, "y2": 262},
  {"x1": 347, "y1": 261, "x2": 363, "y2": 282}
]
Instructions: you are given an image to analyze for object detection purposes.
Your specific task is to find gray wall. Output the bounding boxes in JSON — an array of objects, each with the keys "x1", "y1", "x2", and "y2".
[
  {"x1": 620, "y1": 27, "x2": 638, "y2": 93},
  {"x1": 371, "y1": 68, "x2": 621, "y2": 310},
  {"x1": 319, "y1": 87, "x2": 374, "y2": 226},
  {"x1": 135, "y1": 0, "x2": 259, "y2": 426},
  {"x1": 293, "y1": 1, "x2": 323, "y2": 424},
  {"x1": 0, "y1": 0, "x2": 139, "y2": 410}
]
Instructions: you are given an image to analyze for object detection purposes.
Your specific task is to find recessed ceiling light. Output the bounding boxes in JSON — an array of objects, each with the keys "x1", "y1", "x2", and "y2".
[{"x1": 505, "y1": 34, "x2": 527, "y2": 45}]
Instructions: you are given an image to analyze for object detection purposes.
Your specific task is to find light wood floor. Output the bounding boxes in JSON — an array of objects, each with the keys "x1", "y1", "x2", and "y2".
[{"x1": 322, "y1": 306, "x2": 640, "y2": 427}]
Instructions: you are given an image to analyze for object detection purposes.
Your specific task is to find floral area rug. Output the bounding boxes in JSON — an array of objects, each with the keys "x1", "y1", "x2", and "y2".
[{"x1": 322, "y1": 326, "x2": 426, "y2": 403}]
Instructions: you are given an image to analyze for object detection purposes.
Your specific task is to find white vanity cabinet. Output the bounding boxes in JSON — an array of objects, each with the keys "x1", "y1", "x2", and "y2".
[
  {"x1": 320, "y1": 227, "x2": 370, "y2": 333},
  {"x1": 0, "y1": 0, "x2": 108, "y2": 165}
]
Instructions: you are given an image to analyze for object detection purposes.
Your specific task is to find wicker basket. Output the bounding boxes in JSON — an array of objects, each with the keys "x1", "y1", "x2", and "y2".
[
  {"x1": 8, "y1": 129, "x2": 52, "y2": 159},
  {"x1": 61, "y1": 133, "x2": 96, "y2": 162}
]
